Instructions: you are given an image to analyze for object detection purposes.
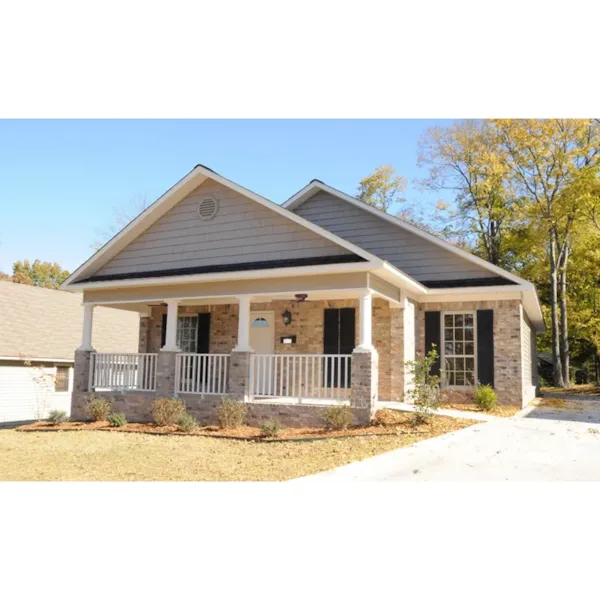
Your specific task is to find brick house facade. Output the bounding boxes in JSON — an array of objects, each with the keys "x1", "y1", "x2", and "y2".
[{"x1": 64, "y1": 165, "x2": 544, "y2": 427}]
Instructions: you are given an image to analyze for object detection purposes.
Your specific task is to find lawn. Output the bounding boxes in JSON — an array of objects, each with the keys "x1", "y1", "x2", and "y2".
[
  {"x1": 440, "y1": 403, "x2": 522, "y2": 417},
  {"x1": 0, "y1": 414, "x2": 474, "y2": 481},
  {"x1": 541, "y1": 384, "x2": 600, "y2": 397}
]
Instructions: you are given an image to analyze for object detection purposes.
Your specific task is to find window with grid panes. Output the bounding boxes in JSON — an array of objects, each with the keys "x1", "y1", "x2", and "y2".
[
  {"x1": 442, "y1": 313, "x2": 476, "y2": 386},
  {"x1": 176, "y1": 316, "x2": 198, "y2": 353}
]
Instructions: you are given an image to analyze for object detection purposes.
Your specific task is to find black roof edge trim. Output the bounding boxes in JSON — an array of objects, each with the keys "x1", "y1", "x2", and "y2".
[
  {"x1": 77, "y1": 254, "x2": 366, "y2": 284},
  {"x1": 422, "y1": 277, "x2": 515, "y2": 289}
]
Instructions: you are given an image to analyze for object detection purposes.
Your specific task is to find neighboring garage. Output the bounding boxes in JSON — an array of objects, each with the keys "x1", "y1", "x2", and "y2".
[{"x1": 0, "y1": 281, "x2": 139, "y2": 426}]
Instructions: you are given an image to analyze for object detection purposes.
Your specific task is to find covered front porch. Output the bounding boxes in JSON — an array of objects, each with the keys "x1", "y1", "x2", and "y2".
[{"x1": 72, "y1": 271, "x2": 415, "y2": 425}]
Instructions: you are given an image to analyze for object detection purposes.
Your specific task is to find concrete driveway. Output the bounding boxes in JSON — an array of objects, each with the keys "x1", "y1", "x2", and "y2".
[{"x1": 301, "y1": 397, "x2": 600, "y2": 481}]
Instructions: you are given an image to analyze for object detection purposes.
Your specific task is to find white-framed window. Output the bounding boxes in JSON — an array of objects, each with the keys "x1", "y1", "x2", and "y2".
[
  {"x1": 55, "y1": 366, "x2": 70, "y2": 392},
  {"x1": 442, "y1": 312, "x2": 476, "y2": 386},
  {"x1": 176, "y1": 316, "x2": 198, "y2": 353}
]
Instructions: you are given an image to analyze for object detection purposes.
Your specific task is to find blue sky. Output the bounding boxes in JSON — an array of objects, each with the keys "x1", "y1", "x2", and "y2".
[{"x1": 0, "y1": 119, "x2": 453, "y2": 274}]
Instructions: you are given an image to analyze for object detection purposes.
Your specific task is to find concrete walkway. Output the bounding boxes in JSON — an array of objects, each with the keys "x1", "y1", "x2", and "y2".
[
  {"x1": 377, "y1": 401, "x2": 498, "y2": 422},
  {"x1": 299, "y1": 396, "x2": 600, "y2": 481}
]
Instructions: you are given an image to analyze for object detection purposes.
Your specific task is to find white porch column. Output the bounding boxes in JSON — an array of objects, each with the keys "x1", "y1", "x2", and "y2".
[
  {"x1": 79, "y1": 304, "x2": 95, "y2": 351},
  {"x1": 355, "y1": 290, "x2": 373, "y2": 352},
  {"x1": 234, "y1": 294, "x2": 253, "y2": 351},
  {"x1": 161, "y1": 300, "x2": 180, "y2": 351}
]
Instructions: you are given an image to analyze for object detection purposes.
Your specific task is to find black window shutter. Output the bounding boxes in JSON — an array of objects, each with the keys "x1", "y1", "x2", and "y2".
[
  {"x1": 477, "y1": 309, "x2": 494, "y2": 386},
  {"x1": 425, "y1": 311, "x2": 441, "y2": 376},
  {"x1": 339, "y1": 308, "x2": 356, "y2": 354},
  {"x1": 323, "y1": 309, "x2": 339, "y2": 354},
  {"x1": 196, "y1": 313, "x2": 211, "y2": 353},
  {"x1": 161, "y1": 313, "x2": 167, "y2": 348}
]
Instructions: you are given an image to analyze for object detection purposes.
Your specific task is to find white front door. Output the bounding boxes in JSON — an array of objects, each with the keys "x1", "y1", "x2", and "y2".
[
  {"x1": 250, "y1": 311, "x2": 275, "y2": 396},
  {"x1": 249, "y1": 311, "x2": 275, "y2": 354}
]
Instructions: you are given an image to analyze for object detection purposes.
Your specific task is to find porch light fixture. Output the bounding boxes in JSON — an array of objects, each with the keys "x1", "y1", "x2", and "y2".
[{"x1": 281, "y1": 310, "x2": 292, "y2": 326}]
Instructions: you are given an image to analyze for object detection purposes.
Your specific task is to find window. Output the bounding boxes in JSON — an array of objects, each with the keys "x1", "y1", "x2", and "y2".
[
  {"x1": 55, "y1": 366, "x2": 70, "y2": 392},
  {"x1": 176, "y1": 316, "x2": 198, "y2": 353},
  {"x1": 442, "y1": 312, "x2": 476, "y2": 386},
  {"x1": 251, "y1": 317, "x2": 269, "y2": 328}
]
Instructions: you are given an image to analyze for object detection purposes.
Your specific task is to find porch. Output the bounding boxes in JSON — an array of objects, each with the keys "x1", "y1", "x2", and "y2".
[{"x1": 71, "y1": 283, "x2": 406, "y2": 425}]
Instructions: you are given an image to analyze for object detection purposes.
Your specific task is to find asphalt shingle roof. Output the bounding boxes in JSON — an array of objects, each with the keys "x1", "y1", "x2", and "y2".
[{"x1": 0, "y1": 281, "x2": 139, "y2": 361}]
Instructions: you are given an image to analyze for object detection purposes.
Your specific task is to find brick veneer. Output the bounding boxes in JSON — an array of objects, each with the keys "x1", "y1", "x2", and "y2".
[
  {"x1": 416, "y1": 299, "x2": 523, "y2": 406},
  {"x1": 140, "y1": 298, "x2": 395, "y2": 402}
]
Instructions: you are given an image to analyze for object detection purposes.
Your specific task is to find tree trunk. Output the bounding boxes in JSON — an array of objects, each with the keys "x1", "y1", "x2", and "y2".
[
  {"x1": 559, "y1": 246, "x2": 570, "y2": 387},
  {"x1": 549, "y1": 230, "x2": 564, "y2": 387}
]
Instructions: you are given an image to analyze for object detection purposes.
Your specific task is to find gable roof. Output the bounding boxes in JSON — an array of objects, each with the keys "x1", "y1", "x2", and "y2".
[
  {"x1": 284, "y1": 179, "x2": 531, "y2": 287},
  {"x1": 0, "y1": 282, "x2": 139, "y2": 361},
  {"x1": 63, "y1": 165, "x2": 386, "y2": 288}
]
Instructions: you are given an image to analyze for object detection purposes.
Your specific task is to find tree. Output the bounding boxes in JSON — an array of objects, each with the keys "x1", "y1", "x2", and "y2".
[
  {"x1": 417, "y1": 120, "x2": 518, "y2": 267},
  {"x1": 491, "y1": 118, "x2": 600, "y2": 387},
  {"x1": 357, "y1": 165, "x2": 406, "y2": 213},
  {"x1": 11, "y1": 259, "x2": 70, "y2": 289}
]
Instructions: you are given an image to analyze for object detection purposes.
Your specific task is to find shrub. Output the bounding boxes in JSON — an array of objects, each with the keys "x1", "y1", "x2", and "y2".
[
  {"x1": 86, "y1": 396, "x2": 112, "y2": 422},
  {"x1": 405, "y1": 347, "x2": 441, "y2": 425},
  {"x1": 372, "y1": 408, "x2": 403, "y2": 427},
  {"x1": 260, "y1": 418, "x2": 281, "y2": 438},
  {"x1": 474, "y1": 384, "x2": 497, "y2": 412},
  {"x1": 107, "y1": 412, "x2": 127, "y2": 427},
  {"x1": 47, "y1": 410, "x2": 68, "y2": 425},
  {"x1": 322, "y1": 405, "x2": 353, "y2": 430},
  {"x1": 178, "y1": 413, "x2": 198, "y2": 433},
  {"x1": 152, "y1": 398, "x2": 186, "y2": 426},
  {"x1": 217, "y1": 398, "x2": 247, "y2": 429}
]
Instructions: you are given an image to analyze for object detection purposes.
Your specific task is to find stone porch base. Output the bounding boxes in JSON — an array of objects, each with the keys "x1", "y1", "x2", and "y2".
[{"x1": 71, "y1": 392, "x2": 372, "y2": 428}]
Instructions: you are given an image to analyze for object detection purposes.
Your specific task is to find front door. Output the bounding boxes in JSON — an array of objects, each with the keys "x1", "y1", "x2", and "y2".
[
  {"x1": 249, "y1": 311, "x2": 275, "y2": 354},
  {"x1": 250, "y1": 311, "x2": 275, "y2": 396}
]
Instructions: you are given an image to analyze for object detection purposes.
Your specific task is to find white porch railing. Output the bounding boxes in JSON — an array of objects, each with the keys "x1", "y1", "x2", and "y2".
[
  {"x1": 175, "y1": 353, "x2": 229, "y2": 395},
  {"x1": 90, "y1": 353, "x2": 157, "y2": 392},
  {"x1": 250, "y1": 354, "x2": 352, "y2": 402}
]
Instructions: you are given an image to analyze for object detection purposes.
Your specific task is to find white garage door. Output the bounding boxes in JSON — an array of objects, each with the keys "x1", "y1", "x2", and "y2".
[{"x1": 0, "y1": 364, "x2": 73, "y2": 424}]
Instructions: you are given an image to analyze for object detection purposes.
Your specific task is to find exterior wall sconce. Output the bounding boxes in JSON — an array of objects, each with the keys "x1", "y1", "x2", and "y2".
[{"x1": 282, "y1": 310, "x2": 292, "y2": 326}]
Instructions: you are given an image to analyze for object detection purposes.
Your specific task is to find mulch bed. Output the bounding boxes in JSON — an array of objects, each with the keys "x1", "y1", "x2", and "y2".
[
  {"x1": 17, "y1": 411, "x2": 472, "y2": 443},
  {"x1": 440, "y1": 403, "x2": 521, "y2": 417}
]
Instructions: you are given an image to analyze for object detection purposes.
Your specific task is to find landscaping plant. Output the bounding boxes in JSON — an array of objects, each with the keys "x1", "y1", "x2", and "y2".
[
  {"x1": 372, "y1": 408, "x2": 403, "y2": 427},
  {"x1": 217, "y1": 398, "x2": 247, "y2": 429},
  {"x1": 152, "y1": 398, "x2": 186, "y2": 426},
  {"x1": 107, "y1": 412, "x2": 127, "y2": 427},
  {"x1": 260, "y1": 418, "x2": 281, "y2": 438},
  {"x1": 47, "y1": 409, "x2": 68, "y2": 425},
  {"x1": 322, "y1": 404, "x2": 353, "y2": 430},
  {"x1": 474, "y1": 384, "x2": 497, "y2": 412},
  {"x1": 86, "y1": 395, "x2": 113, "y2": 422},
  {"x1": 178, "y1": 413, "x2": 198, "y2": 433},
  {"x1": 405, "y1": 347, "x2": 441, "y2": 425}
]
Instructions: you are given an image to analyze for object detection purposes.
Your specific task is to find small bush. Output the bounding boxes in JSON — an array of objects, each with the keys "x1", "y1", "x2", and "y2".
[
  {"x1": 152, "y1": 398, "x2": 186, "y2": 426},
  {"x1": 260, "y1": 418, "x2": 281, "y2": 438},
  {"x1": 475, "y1": 384, "x2": 497, "y2": 412},
  {"x1": 47, "y1": 410, "x2": 68, "y2": 425},
  {"x1": 322, "y1": 405, "x2": 353, "y2": 430},
  {"x1": 86, "y1": 396, "x2": 112, "y2": 422},
  {"x1": 107, "y1": 412, "x2": 127, "y2": 427},
  {"x1": 372, "y1": 409, "x2": 403, "y2": 427},
  {"x1": 178, "y1": 413, "x2": 198, "y2": 433},
  {"x1": 217, "y1": 398, "x2": 247, "y2": 429},
  {"x1": 405, "y1": 347, "x2": 441, "y2": 425}
]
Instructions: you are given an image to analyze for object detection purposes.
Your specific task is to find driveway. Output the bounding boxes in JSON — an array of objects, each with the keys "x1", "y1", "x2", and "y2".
[{"x1": 301, "y1": 397, "x2": 600, "y2": 481}]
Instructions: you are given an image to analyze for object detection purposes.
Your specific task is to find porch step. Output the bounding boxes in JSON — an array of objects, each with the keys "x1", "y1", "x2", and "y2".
[{"x1": 376, "y1": 401, "x2": 498, "y2": 422}]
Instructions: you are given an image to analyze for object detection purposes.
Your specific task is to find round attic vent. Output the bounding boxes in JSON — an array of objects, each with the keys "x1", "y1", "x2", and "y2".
[{"x1": 198, "y1": 196, "x2": 219, "y2": 220}]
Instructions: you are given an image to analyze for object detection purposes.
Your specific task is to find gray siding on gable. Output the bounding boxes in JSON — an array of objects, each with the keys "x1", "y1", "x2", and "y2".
[
  {"x1": 95, "y1": 181, "x2": 352, "y2": 278},
  {"x1": 294, "y1": 191, "x2": 495, "y2": 282}
]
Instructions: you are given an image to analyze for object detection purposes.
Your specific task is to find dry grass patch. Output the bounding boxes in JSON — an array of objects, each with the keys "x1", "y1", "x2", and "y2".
[
  {"x1": 533, "y1": 398, "x2": 585, "y2": 411},
  {"x1": 3, "y1": 414, "x2": 474, "y2": 481},
  {"x1": 541, "y1": 384, "x2": 600, "y2": 397},
  {"x1": 440, "y1": 403, "x2": 521, "y2": 418}
]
